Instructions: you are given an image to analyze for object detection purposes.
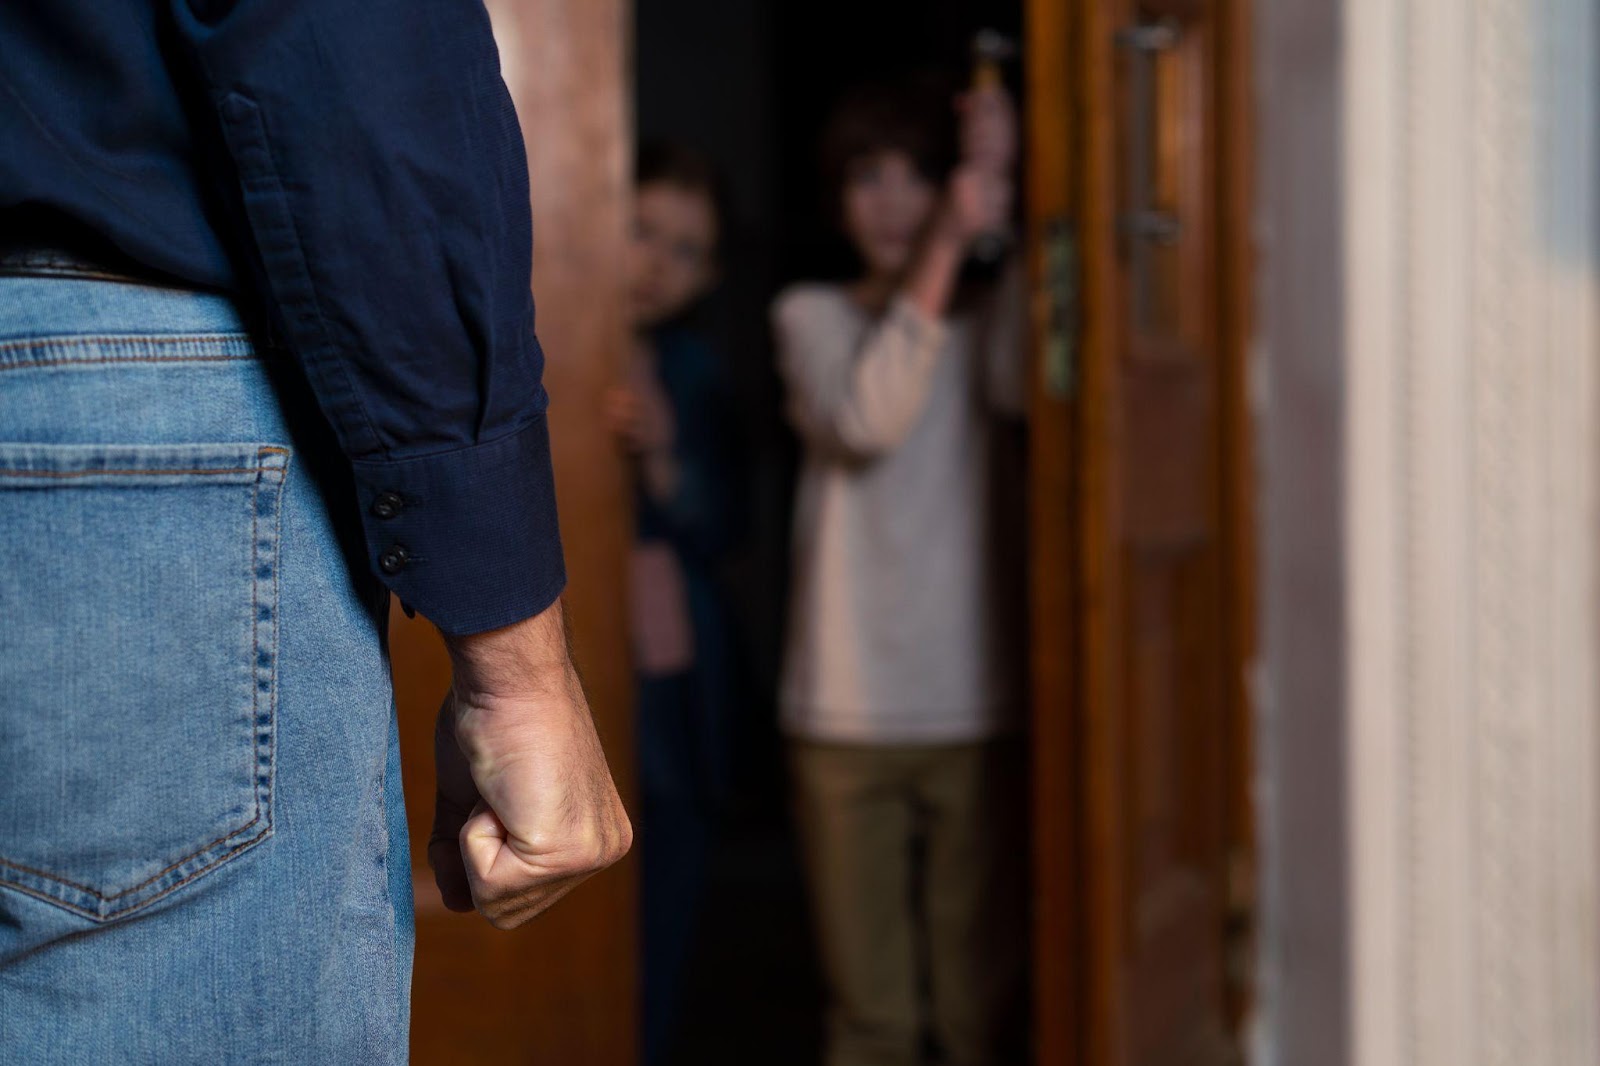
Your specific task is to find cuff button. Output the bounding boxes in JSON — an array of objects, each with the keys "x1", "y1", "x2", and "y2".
[
  {"x1": 378, "y1": 544, "x2": 410, "y2": 575},
  {"x1": 371, "y1": 491, "x2": 405, "y2": 520}
]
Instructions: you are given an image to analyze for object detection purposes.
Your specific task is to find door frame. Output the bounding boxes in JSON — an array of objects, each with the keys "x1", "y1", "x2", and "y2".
[{"x1": 1025, "y1": 0, "x2": 1256, "y2": 1060}]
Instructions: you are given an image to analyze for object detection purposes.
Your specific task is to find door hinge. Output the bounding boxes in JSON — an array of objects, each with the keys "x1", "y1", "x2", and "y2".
[
  {"x1": 1225, "y1": 848, "x2": 1257, "y2": 992},
  {"x1": 1041, "y1": 216, "x2": 1079, "y2": 399}
]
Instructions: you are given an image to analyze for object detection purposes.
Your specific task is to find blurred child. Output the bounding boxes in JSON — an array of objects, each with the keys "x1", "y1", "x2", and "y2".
[
  {"x1": 774, "y1": 79, "x2": 1028, "y2": 1066},
  {"x1": 606, "y1": 140, "x2": 737, "y2": 1066}
]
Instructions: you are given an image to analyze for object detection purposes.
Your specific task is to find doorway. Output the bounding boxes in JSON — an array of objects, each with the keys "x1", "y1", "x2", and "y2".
[
  {"x1": 635, "y1": 2, "x2": 1026, "y2": 1064},
  {"x1": 1026, "y1": 0, "x2": 1257, "y2": 1062},
  {"x1": 389, "y1": 0, "x2": 1256, "y2": 1061}
]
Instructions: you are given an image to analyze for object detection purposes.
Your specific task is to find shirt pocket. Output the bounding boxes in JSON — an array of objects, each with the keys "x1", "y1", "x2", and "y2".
[{"x1": 0, "y1": 442, "x2": 289, "y2": 922}]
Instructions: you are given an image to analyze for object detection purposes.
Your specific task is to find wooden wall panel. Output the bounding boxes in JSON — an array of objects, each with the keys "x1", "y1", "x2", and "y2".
[{"x1": 391, "y1": 1, "x2": 637, "y2": 1062}]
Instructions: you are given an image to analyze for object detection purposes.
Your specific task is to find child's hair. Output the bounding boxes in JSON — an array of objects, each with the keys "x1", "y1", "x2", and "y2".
[
  {"x1": 635, "y1": 139, "x2": 732, "y2": 257},
  {"x1": 819, "y1": 75, "x2": 958, "y2": 221}
]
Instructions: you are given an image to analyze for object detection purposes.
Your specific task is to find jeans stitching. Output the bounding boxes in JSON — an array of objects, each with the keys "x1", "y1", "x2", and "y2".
[
  {"x1": 0, "y1": 825, "x2": 275, "y2": 918},
  {"x1": 248, "y1": 458, "x2": 265, "y2": 840},
  {"x1": 0, "y1": 354, "x2": 257, "y2": 373},
  {"x1": 264, "y1": 448, "x2": 285, "y2": 838},
  {"x1": 0, "y1": 448, "x2": 286, "y2": 481},
  {"x1": 0, "y1": 467, "x2": 259, "y2": 478},
  {"x1": 0, "y1": 816, "x2": 269, "y2": 900},
  {"x1": 0, "y1": 334, "x2": 252, "y2": 356},
  {"x1": 0, "y1": 451, "x2": 287, "y2": 919}
]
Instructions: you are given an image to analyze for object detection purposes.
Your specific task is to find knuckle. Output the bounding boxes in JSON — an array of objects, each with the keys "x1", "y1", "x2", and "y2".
[
  {"x1": 488, "y1": 910, "x2": 522, "y2": 931},
  {"x1": 612, "y1": 816, "x2": 635, "y2": 860},
  {"x1": 570, "y1": 826, "x2": 623, "y2": 873},
  {"x1": 579, "y1": 839, "x2": 611, "y2": 873},
  {"x1": 480, "y1": 891, "x2": 526, "y2": 930}
]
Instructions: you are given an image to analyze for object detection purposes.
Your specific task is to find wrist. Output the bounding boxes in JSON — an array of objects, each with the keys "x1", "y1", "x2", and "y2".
[
  {"x1": 926, "y1": 209, "x2": 970, "y2": 251},
  {"x1": 444, "y1": 597, "x2": 574, "y2": 699}
]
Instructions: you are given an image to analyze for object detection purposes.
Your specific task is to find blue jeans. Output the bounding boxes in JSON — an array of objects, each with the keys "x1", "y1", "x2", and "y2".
[{"x1": 0, "y1": 261, "x2": 414, "y2": 1062}]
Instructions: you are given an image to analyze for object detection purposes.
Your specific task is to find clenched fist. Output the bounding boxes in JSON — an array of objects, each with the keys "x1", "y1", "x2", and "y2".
[{"x1": 429, "y1": 598, "x2": 632, "y2": 929}]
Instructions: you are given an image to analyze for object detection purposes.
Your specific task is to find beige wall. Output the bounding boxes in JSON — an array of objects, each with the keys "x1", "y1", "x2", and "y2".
[
  {"x1": 1257, "y1": 0, "x2": 1600, "y2": 1062},
  {"x1": 1343, "y1": 0, "x2": 1600, "y2": 1062}
]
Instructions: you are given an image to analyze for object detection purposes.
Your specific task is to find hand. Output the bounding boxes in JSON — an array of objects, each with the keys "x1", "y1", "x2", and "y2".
[
  {"x1": 430, "y1": 599, "x2": 632, "y2": 929},
  {"x1": 604, "y1": 385, "x2": 674, "y2": 455},
  {"x1": 931, "y1": 164, "x2": 1015, "y2": 248},
  {"x1": 957, "y1": 85, "x2": 1018, "y2": 174}
]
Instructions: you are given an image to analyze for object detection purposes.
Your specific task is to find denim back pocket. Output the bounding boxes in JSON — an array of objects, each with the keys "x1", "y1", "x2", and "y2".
[{"x1": 0, "y1": 442, "x2": 288, "y2": 921}]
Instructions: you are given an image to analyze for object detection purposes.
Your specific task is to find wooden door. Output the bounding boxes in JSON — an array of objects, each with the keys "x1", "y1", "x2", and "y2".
[
  {"x1": 1027, "y1": 0, "x2": 1254, "y2": 1062},
  {"x1": 390, "y1": 1, "x2": 637, "y2": 1063}
]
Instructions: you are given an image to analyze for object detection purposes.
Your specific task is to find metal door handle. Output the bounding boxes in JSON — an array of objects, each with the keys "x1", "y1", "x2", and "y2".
[
  {"x1": 1117, "y1": 17, "x2": 1183, "y2": 326},
  {"x1": 1116, "y1": 19, "x2": 1180, "y2": 52}
]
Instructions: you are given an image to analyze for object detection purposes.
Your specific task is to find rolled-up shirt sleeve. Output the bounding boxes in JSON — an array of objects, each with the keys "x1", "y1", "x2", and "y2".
[{"x1": 168, "y1": 0, "x2": 564, "y2": 635}]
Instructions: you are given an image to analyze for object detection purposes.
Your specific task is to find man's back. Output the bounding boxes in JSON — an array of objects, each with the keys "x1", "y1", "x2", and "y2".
[
  {"x1": 1, "y1": 0, "x2": 568, "y2": 635},
  {"x1": 0, "y1": 4, "x2": 632, "y2": 1059},
  {"x1": 1, "y1": 1, "x2": 239, "y2": 289}
]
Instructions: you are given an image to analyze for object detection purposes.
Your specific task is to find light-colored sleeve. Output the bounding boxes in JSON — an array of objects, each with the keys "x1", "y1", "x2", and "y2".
[
  {"x1": 980, "y1": 258, "x2": 1030, "y2": 418},
  {"x1": 774, "y1": 287, "x2": 949, "y2": 460}
]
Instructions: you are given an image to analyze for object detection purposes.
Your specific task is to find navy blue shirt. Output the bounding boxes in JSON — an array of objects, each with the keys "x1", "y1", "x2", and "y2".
[{"x1": 0, "y1": 0, "x2": 565, "y2": 635}]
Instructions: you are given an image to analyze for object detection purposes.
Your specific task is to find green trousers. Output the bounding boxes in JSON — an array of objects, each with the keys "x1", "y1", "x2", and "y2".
[{"x1": 790, "y1": 738, "x2": 1028, "y2": 1066}]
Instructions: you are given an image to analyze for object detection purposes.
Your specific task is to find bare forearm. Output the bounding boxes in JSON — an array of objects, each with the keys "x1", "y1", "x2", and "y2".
[
  {"x1": 901, "y1": 229, "x2": 967, "y2": 321},
  {"x1": 442, "y1": 595, "x2": 575, "y2": 701},
  {"x1": 432, "y1": 593, "x2": 632, "y2": 928}
]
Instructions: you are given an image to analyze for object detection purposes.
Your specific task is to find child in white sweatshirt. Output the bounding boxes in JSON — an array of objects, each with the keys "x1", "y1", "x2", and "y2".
[{"x1": 774, "y1": 77, "x2": 1028, "y2": 1066}]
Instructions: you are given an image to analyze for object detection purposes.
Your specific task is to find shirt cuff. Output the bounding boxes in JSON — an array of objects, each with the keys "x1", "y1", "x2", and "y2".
[{"x1": 349, "y1": 416, "x2": 567, "y2": 636}]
